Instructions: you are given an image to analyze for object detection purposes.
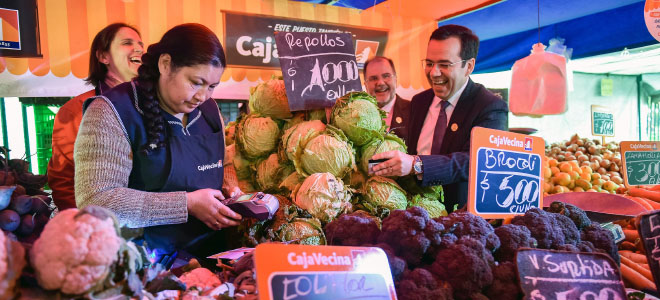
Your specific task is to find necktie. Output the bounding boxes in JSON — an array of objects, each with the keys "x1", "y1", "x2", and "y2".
[{"x1": 430, "y1": 100, "x2": 450, "y2": 154}]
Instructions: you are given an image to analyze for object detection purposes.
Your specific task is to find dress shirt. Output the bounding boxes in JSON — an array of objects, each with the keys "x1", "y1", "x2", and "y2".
[
  {"x1": 381, "y1": 98, "x2": 396, "y2": 129},
  {"x1": 417, "y1": 80, "x2": 469, "y2": 155}
]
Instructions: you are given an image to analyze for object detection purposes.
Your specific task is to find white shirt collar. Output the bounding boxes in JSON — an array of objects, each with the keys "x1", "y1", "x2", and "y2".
[
  {"x1": 434, "y1": 78, "x2": 469, "y2": 107},
  {"x1": 380, "y1": 96, "x2": 396, "y2": 114}
]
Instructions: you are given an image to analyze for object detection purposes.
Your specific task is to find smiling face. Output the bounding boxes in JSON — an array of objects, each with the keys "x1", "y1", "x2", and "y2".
[
  {"x1": 157, "y1": 54, "x2": 224, "y2": 115},
  {"x1": 365, "y1": 58, "x2": 397, "y2": 108},
  {"x1": 99, "y1": 27, "x2": 143, "y2": 82},
  {"x1": 425, "y1": 37, "x2": 474, "y2": 100}
]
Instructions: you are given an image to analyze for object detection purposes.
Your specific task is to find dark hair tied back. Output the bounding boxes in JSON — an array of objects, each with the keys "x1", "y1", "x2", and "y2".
[{"x1": 135, "y1": 23, "x2": 226, "y2": 155}]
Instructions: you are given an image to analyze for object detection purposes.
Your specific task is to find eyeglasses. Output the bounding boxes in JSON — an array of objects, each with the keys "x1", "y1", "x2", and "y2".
[
  {"x1": 422, "y1": 59, "x2": 466, "y2": 70},
  {"x1": 366, "y1": 73, "x2": 394, "y2": 83}
]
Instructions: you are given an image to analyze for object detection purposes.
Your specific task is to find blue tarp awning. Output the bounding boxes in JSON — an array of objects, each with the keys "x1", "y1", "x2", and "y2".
[{"x1": 438, "y1": 0, "x2": 657, "y2": 73}]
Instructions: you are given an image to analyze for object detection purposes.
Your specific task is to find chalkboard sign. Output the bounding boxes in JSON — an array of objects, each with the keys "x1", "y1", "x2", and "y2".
[
  {"x1": 468, "y1": 127, "x2": 545, "y2": 219},
  {"x1": 638, "y1": 211, "x2": 660, "y2": 293},
  {"x1": 516, "y1": 248, "x2": 626, "y2": 299},
  {"x1": 591, "y1": 105, "x2": 615, "y2": 137},
  {"x1": 274, "y1": 32, "x2": 363, "y2": 111},
  {"x1": 255, "y1": 244, "x2": 396, "y2": 300},
  {"x1": 620, "y1": 141, "x2": 660, "y2": 186}
]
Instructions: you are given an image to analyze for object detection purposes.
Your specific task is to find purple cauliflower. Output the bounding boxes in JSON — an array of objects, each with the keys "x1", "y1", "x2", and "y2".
[
  {"x1": 494, "y1": 224, "x2": 537, "y2": 262},
  {"x1": 395, "y1": 268, "x2": 453, "y2": 300},
  {"x1": 484, "y1": 262, "x2": 522, "y2": 300},
  {"x1": 548, "y1": 201, "x2": 591, "y2": 229},
  {"x1": 437, "y1": 211, "x2": 500, "y2": 252},
  {"x1": 581, "y1": 223, "x2": 620, "y2": 265},
  {"x1": 552, "y1": 213, "x2": 580, "y2": 246},
  {"x1": 511, "y1": 208, "x2": 565, "y2": 249},
  {"x1": 324, "y1": 211, "x2": 381, "y2": 246},
  {"x1": 429, "y1": 237, "x2": 494, "y2": 299}
]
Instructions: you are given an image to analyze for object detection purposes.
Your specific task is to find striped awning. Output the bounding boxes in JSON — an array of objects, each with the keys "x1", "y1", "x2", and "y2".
[{"x1": 0, "y1": 0, "x2": 493, "y2": 98}]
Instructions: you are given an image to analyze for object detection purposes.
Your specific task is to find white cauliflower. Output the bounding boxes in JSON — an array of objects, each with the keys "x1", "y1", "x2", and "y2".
[
  {"x1": 30, "y1": 206, "x2": 123, "y2": 295},
  {"x1": 0, "y1": 230, "x2": 26, "y2": 300},
  {"x1": 179, "y1": 268, "x2": 221, "y2": 293}
]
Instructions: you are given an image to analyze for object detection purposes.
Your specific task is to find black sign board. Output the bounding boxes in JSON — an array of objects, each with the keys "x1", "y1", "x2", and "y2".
[
  {"x1": 0, "y1": 0, "x2": 41, "y2": 57},
  {"x1": 620, "y1": 142, "x2": 660, "y2": 186},
  {"x1": 269, "y1": 272, "x2": 390, "y2": 300},
  {"x1": 516, "y1": 248, "x2": 626, "y2": 299},
  {"x1": 222, "y1": 11, "x2": 388, "y2": 69},
  {"x1": 637, "y1": 212, "x2": 660, "y2": 293},
  {"x1": 274, "y1": 32, "x2": 362, "y2": 111}
]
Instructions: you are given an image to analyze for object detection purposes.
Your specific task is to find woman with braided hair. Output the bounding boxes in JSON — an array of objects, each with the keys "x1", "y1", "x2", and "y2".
[{"x1": 74, "y1": 23, "x2": 242, "y2": 264}]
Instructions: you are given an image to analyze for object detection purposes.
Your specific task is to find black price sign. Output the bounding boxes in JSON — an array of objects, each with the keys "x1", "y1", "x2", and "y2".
[
  {"x1": 637, "y1": 212, "x2": 660, "y2": 292},
  {"x1": 620, "y1": 141, "x2": 660, "y2": 186},
  {"x1": 591, "y1": 105, "x2": 615, "y2": 137},
  {"x1": 274, "y1": 32, "x2": 363, "y2": 111},
  {"x1": 516, "y1": 248, "x2": 626, "y2": 299}
]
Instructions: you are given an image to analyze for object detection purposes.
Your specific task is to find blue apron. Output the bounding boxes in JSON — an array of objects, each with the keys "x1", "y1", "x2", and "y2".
[{"x1": 85, "y1": 81, "x2": 225, "y2": 261}]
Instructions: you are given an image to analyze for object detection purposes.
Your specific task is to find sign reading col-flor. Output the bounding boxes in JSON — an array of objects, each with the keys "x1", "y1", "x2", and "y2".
[
  {"x1": 255, "y1": 243, "x2": 396, "y2": 300},
  {"x1": 274, "y1": 32, "x2": 363, "y2": 111}
]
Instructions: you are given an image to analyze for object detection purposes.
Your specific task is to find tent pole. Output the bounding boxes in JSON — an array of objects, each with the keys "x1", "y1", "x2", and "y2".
[
  {"x1": 21, "y1": 103, "x2": 31, "y2": 166},
  {"x1": 637, "y1": 75, "x2": 642, "y2": 141},
  {"x1": 0, "y1": 98, "x2": 8, "y2": 156}
]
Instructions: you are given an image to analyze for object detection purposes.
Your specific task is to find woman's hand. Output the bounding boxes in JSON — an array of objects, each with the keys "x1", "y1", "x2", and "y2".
[{"x1": 187, "y1": 188, "x2": 242, "y2": 230}]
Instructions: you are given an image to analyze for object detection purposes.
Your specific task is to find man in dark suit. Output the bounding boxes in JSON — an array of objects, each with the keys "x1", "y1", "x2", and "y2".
[
  {"x1": 363, "y1": 56, "x2": 411, "y2": 143},
  {"x1": 371, "y1": 25, "x2": 508, "y2": 212}
]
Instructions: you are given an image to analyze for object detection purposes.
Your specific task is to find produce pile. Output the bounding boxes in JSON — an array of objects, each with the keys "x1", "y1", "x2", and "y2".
[
  {"x1": 224, "y1": 78, "x2": 446, "y2": 246},
  {"x1": 0, "y1": 149, "x2": 54, "y2": 244},
  {"x1": 544, "y1": 134, "x2": 624, "y2": 195}
]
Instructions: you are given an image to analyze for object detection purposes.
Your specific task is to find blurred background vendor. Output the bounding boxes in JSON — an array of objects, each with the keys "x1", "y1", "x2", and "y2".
[
  {"x1": 74, "y1": 23, "x2": 241, "y2": 264},
  {"x1": 48, "y1": 23, "x2": 144, "y2": 210}
]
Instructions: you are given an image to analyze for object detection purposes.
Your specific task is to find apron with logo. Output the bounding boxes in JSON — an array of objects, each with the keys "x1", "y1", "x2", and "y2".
[{"x1": 85, "y1": 81, "x2": 225, "y2": 262}]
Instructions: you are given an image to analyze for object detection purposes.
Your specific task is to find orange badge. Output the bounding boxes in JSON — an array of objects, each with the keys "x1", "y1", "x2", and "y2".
[
  {"x1": 395, "y1": 117, "x2": 402, "y2": 124},
  {"x1": 451, "y1": 123, "x2": 458, "y2": 131}
]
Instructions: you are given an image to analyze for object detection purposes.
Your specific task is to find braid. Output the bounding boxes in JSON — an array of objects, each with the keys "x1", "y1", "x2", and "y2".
[{"x1": 135, "y1": 50, "x2": 167, "y2": 155}]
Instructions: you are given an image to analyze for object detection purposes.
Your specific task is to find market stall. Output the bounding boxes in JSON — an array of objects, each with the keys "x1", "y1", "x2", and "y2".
[{"x1": 0, "y1": 0, "x2": 660, "y2": 299}]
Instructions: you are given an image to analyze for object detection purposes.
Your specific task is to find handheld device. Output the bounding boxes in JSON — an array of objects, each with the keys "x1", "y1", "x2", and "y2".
[
  {"x1": 368, "y1": 158, "x2": 388, "y2": 174},
  {"x1": 222, "y1": 192, "x2": 279, "y2": 221}
]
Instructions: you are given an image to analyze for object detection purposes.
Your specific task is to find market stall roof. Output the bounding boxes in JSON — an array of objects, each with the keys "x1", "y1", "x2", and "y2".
[{"x1": 437, "y1": 0, "x2": 658, "y2": 74}]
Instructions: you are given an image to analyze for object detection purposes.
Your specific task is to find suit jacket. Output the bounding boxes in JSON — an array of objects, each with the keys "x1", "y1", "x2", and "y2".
[
  {"x1": 388, "y1": 95, "x2": 411, "y2": 144},
  {"x1": 407, "y1": 79, "x2": 508, "y2": 212}
]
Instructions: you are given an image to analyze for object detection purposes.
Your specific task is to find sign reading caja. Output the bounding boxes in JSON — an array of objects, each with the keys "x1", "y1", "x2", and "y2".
[
  {"x1": 222, "y1": 11, "x2": 388, "y2": 69},
  {"x1": 255, "y1": 244, "x2": 397, "y2": 300},
  {"x1": 620, "y1": 141, "x2": 660, "y2": 186},
  {"x1": 468, "y1": 127, "x2": 545, "y2": 219}
]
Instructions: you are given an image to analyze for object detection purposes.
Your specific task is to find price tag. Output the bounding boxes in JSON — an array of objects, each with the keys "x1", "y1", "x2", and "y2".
[
  {"x1": 637, "y1": 211, "x2": 660, "y2": 293},
  {"x1": 516, "y1": 248, "x2": 626, "y2": 299},
  {"x1": 274, "y1": 32, "x2": 363, "y2": 111},
  {"x1": 620, "y1": 141, "x2": 660, "y2": 187},
  {"x1": 468, "y1": 127, "x2": 545, "y2": 219},
  {"x1": 591, "y1": 105, "x2": 615, "y2": 137},
  {"x1": 255, "y1": 243, "x2": 397, "y2": 300}
]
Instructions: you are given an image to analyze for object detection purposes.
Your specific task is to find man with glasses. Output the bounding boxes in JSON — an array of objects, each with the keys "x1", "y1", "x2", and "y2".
[
  {"x1": 370, "y1": 25, "x2": 508, "y2": 212},
  {"x1": 363, "y1": 56, "x2": 410, "y2": 142}
]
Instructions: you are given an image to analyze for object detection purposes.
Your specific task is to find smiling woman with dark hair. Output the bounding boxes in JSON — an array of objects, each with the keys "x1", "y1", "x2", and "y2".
[
  {"x1": 48, "y1": 23, "x2": 143, "y2": 211},
  {"x1": 74, "y1": 23, "x2": 242, "y2": 265}
]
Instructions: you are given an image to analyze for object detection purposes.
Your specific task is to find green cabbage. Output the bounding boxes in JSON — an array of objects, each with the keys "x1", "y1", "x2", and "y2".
[
  {"x1": 256, "y1": 153, "x2": 294, "y2": 191},
  {"x1": 237, "y1": 179, "x2": 257, "y2": 193},
  {"x1": 294, "y1": 172, "x2": 351, "y2": 223},
  {"x1": 281, "y1": 112, "x2": 306, "y2": 133},
  {"x1": 331, "y1": 92, "x2": 386, "y2": 146},
  {"x1": 249, "y1": 78, "x2": 292, "y2": 119},
  {"x1": 277, "y1": 218, "x2": 326, "y2": 245},
  {"x1": 232, "y1": 145, "x2": 253, "y2": 180},
  {"x1": 359, "y1": 133, "x2": 407, "y2": 174},
  {"x1": 236, "y1": 114, "x2": 281, "y2": 159},
  {"x1": 278, "y1": 171, "x2": 304, "y2": 198},
  {"x1": 280, "y1": 120, "x2": 326, "y2": 162},
  {"x1": 363, "y1": 176, "x2": 408, "y2": 217},
  {"x1": 408, "y1": 196, "x2": 447, "y2": 218},
  {"x1": 296, "y1": 126, "x2": 355, "y2": 178},
  {"x1": 306, "y1": 109, "x2": 327, "y2": 123}
]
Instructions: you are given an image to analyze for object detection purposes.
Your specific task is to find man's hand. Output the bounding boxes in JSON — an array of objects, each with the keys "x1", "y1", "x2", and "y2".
[{"x1": 370, "y1": 150, "x2": 414, "y2": 177}]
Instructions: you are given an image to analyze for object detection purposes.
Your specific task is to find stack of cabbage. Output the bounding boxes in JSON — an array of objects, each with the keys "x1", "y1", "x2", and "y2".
[{"x1": 225, "y1": 78, "x2": 446, "y2": 246}]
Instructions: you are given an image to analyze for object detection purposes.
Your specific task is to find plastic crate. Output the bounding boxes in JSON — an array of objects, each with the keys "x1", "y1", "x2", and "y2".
[{"x1": 33, "y1": 105, "x2": 58, "y2": 175}]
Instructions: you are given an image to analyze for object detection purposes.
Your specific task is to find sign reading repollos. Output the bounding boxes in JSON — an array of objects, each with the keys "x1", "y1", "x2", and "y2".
[{"x1": 222, "y1": 11, "x2": 388, "y2": 69}]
